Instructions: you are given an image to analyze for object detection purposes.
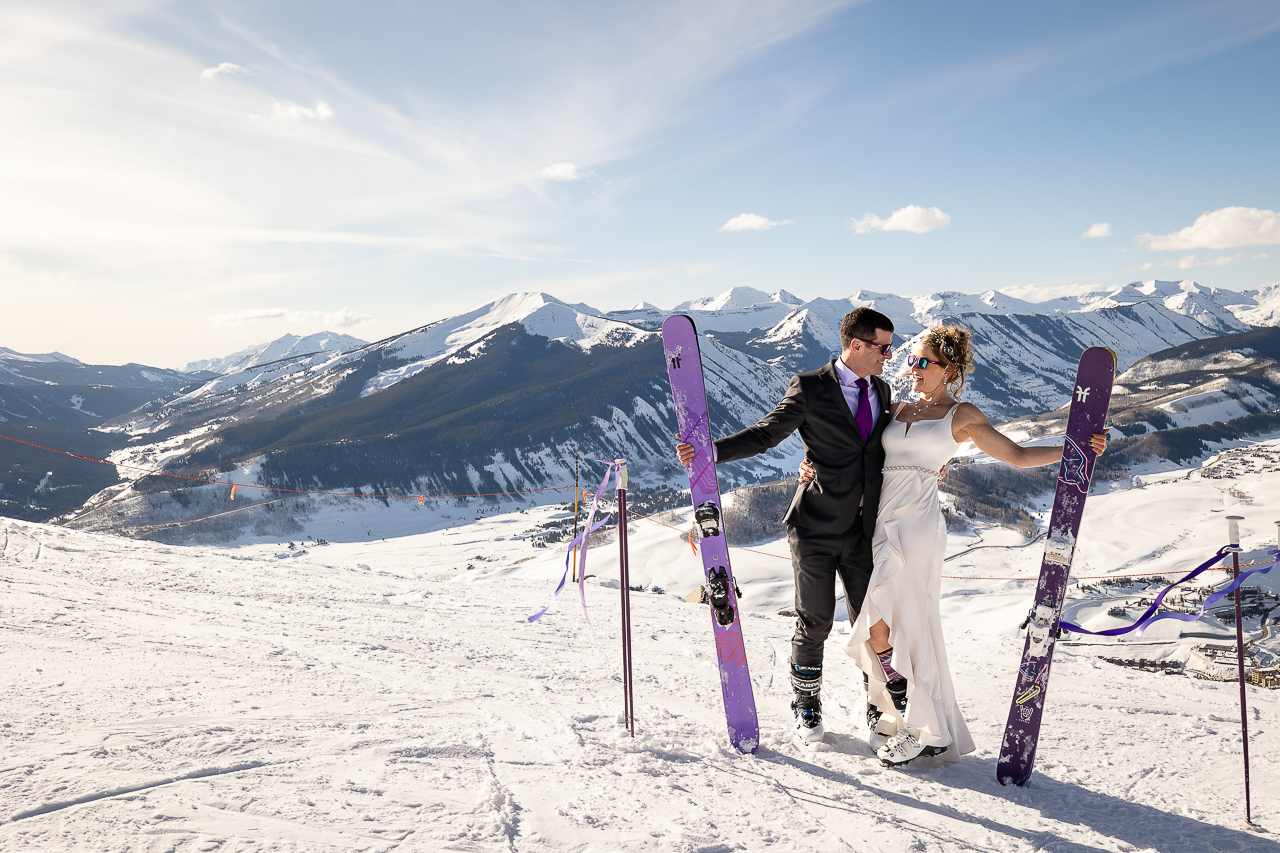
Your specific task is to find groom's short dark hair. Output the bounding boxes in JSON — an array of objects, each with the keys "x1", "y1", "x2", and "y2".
[{"x1": 840, "y1": 307, "x2": 894, "y2": 348}]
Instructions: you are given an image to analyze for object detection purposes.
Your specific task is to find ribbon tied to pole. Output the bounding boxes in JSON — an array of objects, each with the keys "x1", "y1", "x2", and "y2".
[
  {"x1": 1059, "y1": 547, "x2": 1279, "y2": 637},
  {"x1": 528, "y1": 459, "x2": 626, "y2": 624}
]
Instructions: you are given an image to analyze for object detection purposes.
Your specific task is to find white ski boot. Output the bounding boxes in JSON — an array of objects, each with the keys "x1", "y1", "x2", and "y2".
[
  {"x1": 866, "y1": 702, "x2": 897, "y2": 751},
  {"x1": 877, "y1": 730, "x2": 948, "y2": 767}
]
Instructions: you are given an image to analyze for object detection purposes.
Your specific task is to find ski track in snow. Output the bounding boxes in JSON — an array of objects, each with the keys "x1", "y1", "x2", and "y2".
[{"x1": 2, "y1": 450, "x2": 1279, "y2": 852}]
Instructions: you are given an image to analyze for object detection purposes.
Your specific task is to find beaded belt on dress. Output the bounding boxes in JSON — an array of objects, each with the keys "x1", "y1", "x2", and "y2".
[{"x1": 881, "y1": 466, "x2": 941, "y2": 476}]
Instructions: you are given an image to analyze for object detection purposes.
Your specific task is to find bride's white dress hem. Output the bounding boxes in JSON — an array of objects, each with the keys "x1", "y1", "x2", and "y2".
[{"x1": 846, "y1": 404, "x2": 976, "y2": 761}]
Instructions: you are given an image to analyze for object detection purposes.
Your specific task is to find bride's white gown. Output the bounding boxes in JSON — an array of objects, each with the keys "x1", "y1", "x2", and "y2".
[{"x1": 846, "y1": 403, "x2": 976, "y2": 760}]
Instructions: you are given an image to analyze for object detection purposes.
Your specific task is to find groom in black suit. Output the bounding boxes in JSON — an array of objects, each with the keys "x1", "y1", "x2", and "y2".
[{"x1": 677, "y1": 307, "x2": 895, "y2": 743}]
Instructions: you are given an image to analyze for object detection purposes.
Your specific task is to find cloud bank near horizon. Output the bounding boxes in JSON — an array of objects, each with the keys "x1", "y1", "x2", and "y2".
[
  {"x1": 207, "y1": 307, "x2": 374, "y2": 329},
  {"x1": 1137, "y1": 207, "x2": 1280, "y2": 251}
]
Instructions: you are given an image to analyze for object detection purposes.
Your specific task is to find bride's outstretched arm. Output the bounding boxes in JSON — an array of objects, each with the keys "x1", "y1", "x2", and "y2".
[{"x1": 951, "y1": 403, "x2": 1107, "y2": 469}]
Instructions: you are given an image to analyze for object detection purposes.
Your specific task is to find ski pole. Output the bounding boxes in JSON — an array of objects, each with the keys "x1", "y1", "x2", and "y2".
[
  {"x1": 1224, "y1": 515, "x2": 1258, "y2": 831},
  {"x1": 572, "y1": 456, "x2": 579, "y2": 582},
  {"x1": 616, "y1": 457, "x2": 635, "y2": 736}
]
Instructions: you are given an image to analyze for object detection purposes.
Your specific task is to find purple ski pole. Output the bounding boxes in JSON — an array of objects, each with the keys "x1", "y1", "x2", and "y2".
[{"x1": 617, "y1": 457, "x2": 635, "y2": 737}]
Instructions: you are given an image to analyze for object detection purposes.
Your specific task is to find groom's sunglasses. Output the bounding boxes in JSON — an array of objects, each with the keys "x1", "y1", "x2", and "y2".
[
  {"x1": 855, "y1": 338, "x2": 893, "y2": 356},
  {"x1": 906, "y1": 355, "x2": 935, "y2": 370}
]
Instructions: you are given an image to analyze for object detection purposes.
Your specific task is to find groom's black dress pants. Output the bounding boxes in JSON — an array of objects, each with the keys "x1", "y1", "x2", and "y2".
[{"x1": 788, "y1": 511, "x2": 874, "y2": 668}]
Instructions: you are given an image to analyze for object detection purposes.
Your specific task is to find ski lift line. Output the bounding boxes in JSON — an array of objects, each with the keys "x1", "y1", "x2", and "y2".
[{"x1": 0, "y1": 432, "x2": 572, "y2": 501}]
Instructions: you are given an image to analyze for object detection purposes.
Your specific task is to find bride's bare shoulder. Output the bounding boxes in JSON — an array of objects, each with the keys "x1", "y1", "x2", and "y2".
[{"x1": 951, "y1": 401, "x2": 990, "y2": 428}]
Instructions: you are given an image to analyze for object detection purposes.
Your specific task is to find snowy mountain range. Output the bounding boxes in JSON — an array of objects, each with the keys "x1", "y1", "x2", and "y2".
[
  {"x1": 2, "y1": 279, "x2": 1275, "y2": 535},
  {"x1": 181, "y1": 332, "x2": 368, "y2": 375}
]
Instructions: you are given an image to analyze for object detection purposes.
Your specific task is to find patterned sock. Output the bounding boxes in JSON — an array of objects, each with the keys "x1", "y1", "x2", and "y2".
[{"x1": 877, "y1": 648, "x2": 903, "y2": 682}]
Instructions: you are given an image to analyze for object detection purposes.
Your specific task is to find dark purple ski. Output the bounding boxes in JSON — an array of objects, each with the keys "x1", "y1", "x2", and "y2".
[
  {"x1": 662, "y1": 314, "x2": 760, "y2": 754},
  {"x1": 997, "y1": 346, "x2": 1116, "y2": 786}
]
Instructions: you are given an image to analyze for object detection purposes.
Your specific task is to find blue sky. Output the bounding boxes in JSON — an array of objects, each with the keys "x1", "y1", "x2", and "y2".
[{"x1": 1, "y1": 0, "x2": 1278, "y2": 365}]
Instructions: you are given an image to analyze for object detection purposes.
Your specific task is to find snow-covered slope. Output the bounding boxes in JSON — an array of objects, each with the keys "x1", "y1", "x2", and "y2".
[
  {"x1": 1232, "y1": 282, "x2": 1280, "y2": 327},
  {"x1": 0, "y1": 347, "x2": 83, "y2": 365},
  {"x1": 181, "y1": 332, "x2": 368, "y2": 375},
  {"x1": 2, "y1": 434, "x2": 1278, "y2": 849},
  {"x1": 606, "y1": 287, "x2": 806, "y2": 332},
  {"x1": 995, "y1": 326, "x2": 1280, "y2": 445}
]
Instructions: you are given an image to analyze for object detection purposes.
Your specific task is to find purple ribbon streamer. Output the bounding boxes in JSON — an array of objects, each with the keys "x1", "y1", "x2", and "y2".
[
  {"x1": 528, "y1": 460, "x2": 621, "y2": 624},
  {"x1": 1060, "y1": 548, "x2": 1278, "y2": 637}
]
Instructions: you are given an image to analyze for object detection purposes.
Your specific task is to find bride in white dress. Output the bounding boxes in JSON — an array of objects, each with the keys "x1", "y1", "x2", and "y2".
[{"x1": 800, "y1": 326, "x2": 1107, "y2": 766}]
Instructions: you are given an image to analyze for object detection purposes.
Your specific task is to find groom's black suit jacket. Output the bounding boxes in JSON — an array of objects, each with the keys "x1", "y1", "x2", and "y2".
[{"x1": 714, "y1": 360, "x2": 892, "y2": 537}]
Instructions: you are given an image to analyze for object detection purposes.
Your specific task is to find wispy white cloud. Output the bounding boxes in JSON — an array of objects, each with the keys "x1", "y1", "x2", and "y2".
[
  {"x1": 271, "y1": 100, "x2": 334, "y2": 121},
  {"x1": 998, "y1": 282, "x2": 1109, "y2": 301},
  {"x1": 540, "y1": 162, "x2": 587, "y2": 181},
  {"x1": 720, "y1": 213, "x2": 792, "y2": 231},
  {"x1": 207, "y1": 307, "x2": 374, "y2": 329},
  {"x1": 1136, "y1": 207, "x2": 1280, "y2": 251},
  {"x1": 851, "y1": 205, "x2": 951, "y2": 235},
  {"x1": 200, "y1": 62, "x2": 248, "y2": 81},
  {"x1": 1174, "y1": 252, "x2": 1267, "y2": 269},
  {"x1": 1082, "y1": 222, "x2": 1111, "y2": 238},
  {"x1": 1131, "y1": 251, "x2": 1268, "y2": 272},
  {"x1": 859, "y1": 4, "x2": 1280, "y2": 130}
]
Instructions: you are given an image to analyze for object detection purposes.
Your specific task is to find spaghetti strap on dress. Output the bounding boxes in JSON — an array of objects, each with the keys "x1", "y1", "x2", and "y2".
[{"x1": 845, "y1": 403, "x2": 976, "y2": 760}]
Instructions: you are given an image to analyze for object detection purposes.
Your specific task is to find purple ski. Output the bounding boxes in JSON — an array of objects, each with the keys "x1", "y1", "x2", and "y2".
[
  {"x1": 662, "y1": 314, "x2": 760, "y2": 754},
  {"x1": 997, "y1": 346, "x2": 1116, "y2": 786}
]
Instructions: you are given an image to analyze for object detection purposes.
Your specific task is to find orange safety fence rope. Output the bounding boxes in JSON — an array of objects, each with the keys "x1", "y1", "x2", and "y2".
[
  {"x1": 3, "y1": 430, "x2": 1270, "y2": 581},
  {"x1": 0, "y1": 432, "x2": 572, "y2": 501},
  {"x1": 624, "y1": 508, "x2": 1271, "y2": 581}
]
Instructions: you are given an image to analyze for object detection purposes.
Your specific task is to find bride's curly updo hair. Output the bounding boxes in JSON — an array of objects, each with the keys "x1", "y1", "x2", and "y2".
[{"x1": 922, "y1": 325, "x2": 974, "y2": 397}]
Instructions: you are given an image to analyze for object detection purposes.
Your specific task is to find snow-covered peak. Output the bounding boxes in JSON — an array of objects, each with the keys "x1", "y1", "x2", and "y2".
[
  {"x1": 356, "y1": 293, "x2": 650, "y2": 396},
  {"x1": 182, "y1": 332, "x2": 368, "y2": 375},
  {"x1": 675, "y1": 286, "x2": 774, "y2": 312},
  {"x1": 1231, "y1": 282, "x2": 1280, "y2": 326},
  {"x1": 1079, "y1": 280, "x2": 1249, "y2": 333},
  {"x1": 771, "y1": 289, "x2": 805, "y2": 306},
  {"x1": 0, "y1": 347, "x2": 84, "y2": 365}
]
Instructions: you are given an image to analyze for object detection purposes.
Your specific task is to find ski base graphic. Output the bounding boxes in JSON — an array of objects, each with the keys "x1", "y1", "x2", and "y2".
[
  {"x1": 662, "y1": 314, "x2": 760, "y2": 754},
  {"x1": 997, "y1": 346, "x2": 1116, "y2": 786}
]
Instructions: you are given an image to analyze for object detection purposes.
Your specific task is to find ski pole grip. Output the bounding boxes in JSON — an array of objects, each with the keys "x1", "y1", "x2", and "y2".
[
  {"x1": 616, "y1": 458, "x2": 628, "y2": 491},
  {"x1": 1226, "y1": 515, "x2": 1243, "y2": 549}
]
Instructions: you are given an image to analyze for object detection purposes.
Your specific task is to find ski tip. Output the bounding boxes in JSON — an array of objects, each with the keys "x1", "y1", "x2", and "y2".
[
  {"x1": 661, "y1": 313, "x2": 698, "y2": 335},
  {"x1": 1083, "y1": 345, "x2": 1118, "y2": 370}
]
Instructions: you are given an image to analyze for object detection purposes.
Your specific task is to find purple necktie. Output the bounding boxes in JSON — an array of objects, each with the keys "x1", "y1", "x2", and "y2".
[{"x1": 854, "y1": 377, "x2": 872, "y2": 441}]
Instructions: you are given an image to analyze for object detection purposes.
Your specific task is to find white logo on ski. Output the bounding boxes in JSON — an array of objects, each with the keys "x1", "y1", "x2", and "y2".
[
  {"x1": 1043, "y1": 528, "x2": 1076, "y2": 567},
  {"x1": 1076, "y1": 385, "x2": 1091, "y2": 402}
]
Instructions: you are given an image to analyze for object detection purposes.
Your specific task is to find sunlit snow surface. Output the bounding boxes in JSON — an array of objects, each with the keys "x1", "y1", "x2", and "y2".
[{"x1": 3, "y1": 442, "x2": 1280, "y2": 851}]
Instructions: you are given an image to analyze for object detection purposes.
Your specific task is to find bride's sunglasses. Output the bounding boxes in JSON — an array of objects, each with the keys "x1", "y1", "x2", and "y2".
[{"x1": 906, "y1": 355, "x2": 935, "y2": 370}]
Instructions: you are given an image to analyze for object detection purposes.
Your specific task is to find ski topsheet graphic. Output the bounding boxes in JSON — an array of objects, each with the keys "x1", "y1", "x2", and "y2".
[
  {"x1": 662, "y1": 314, "x2": 760, "y2": 754},
  {"x1": 997, "y1": 346, "x2": 1116, "y2": 787}
]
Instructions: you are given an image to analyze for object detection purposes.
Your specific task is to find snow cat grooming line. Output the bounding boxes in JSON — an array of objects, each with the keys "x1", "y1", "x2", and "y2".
[
  {"x1": 997, "y1": 346, "x2": 1115, "y2": 787},
  {"x1": 661, "y1": 314, "x2": 760, "y2": 755}
]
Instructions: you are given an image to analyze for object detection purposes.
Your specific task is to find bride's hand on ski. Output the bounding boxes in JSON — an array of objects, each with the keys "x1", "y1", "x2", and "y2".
[{"x1": 1090, "y1": 432, "x2": 1109, "y2": 455}]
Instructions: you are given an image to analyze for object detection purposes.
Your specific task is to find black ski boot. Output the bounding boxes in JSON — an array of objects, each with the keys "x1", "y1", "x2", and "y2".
[{"x1": 790, "y1": 663, "x2": 824, "y2": 745}]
